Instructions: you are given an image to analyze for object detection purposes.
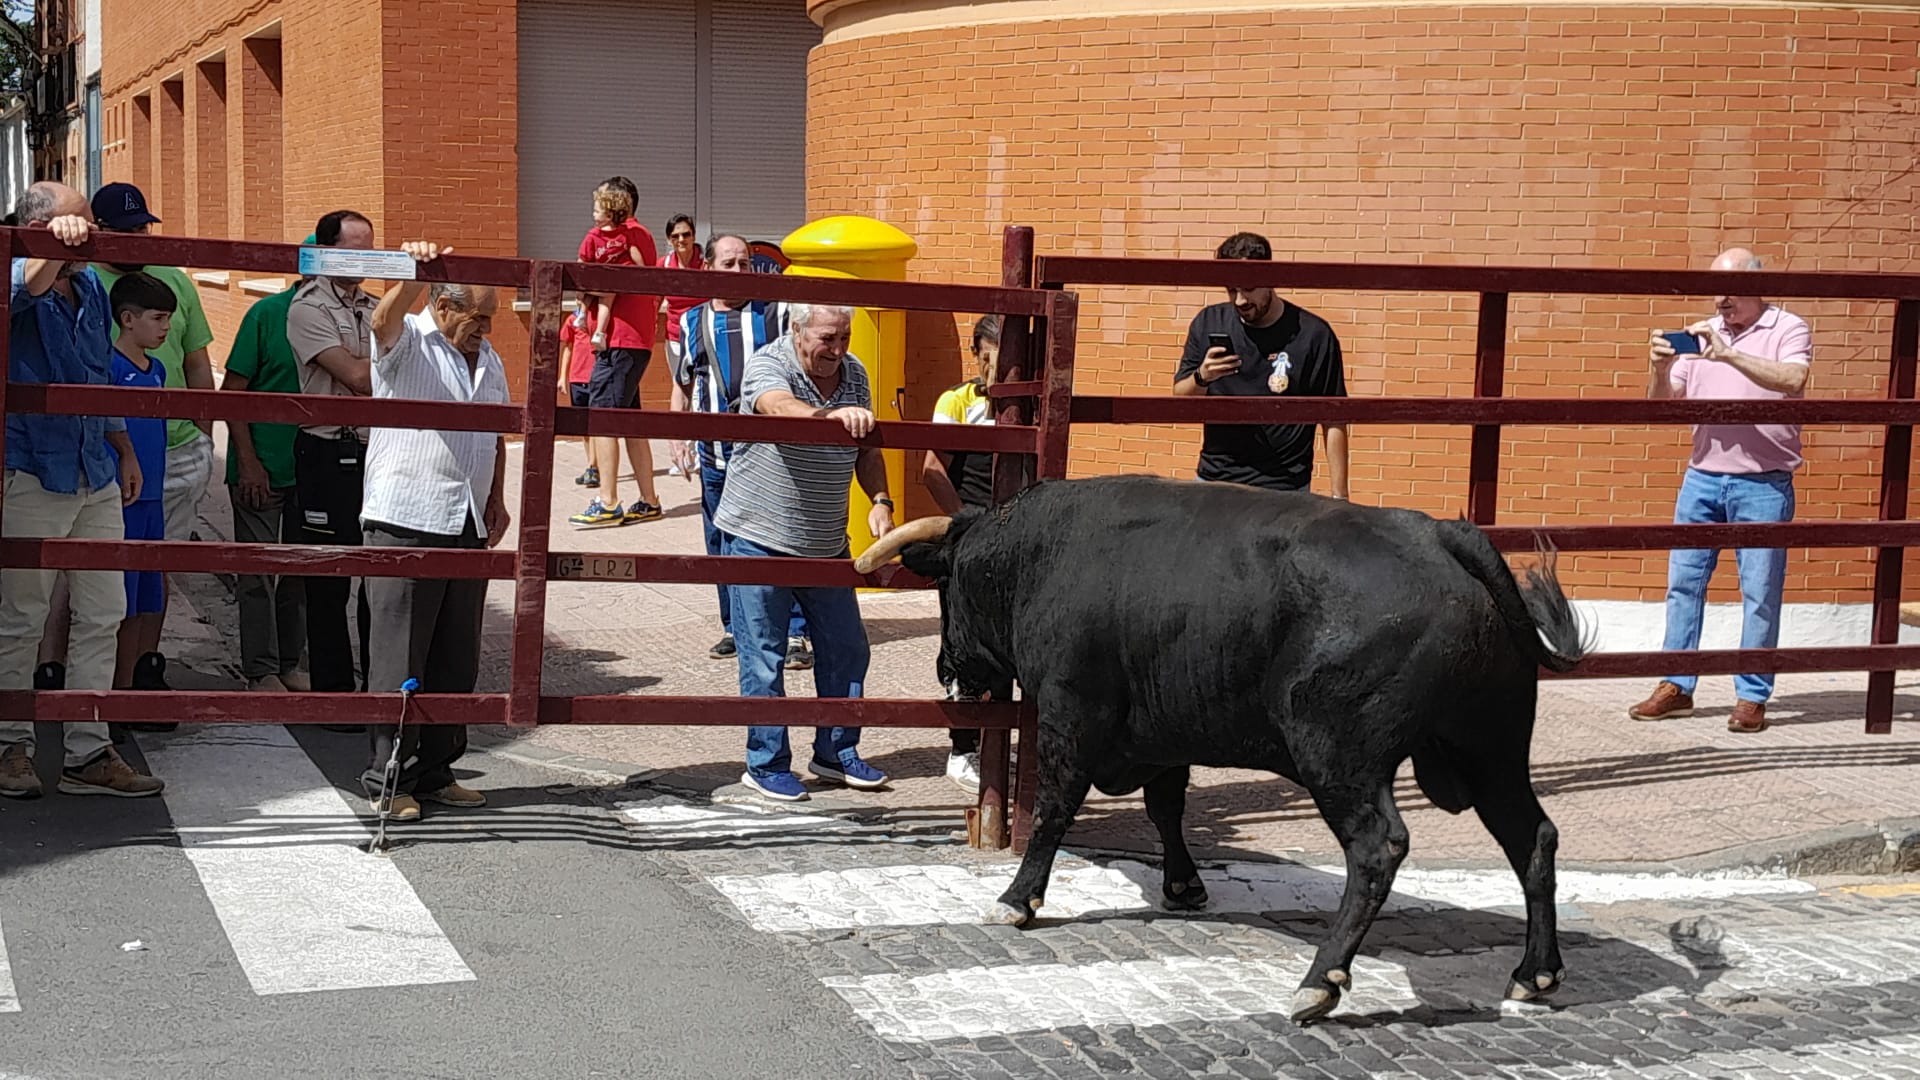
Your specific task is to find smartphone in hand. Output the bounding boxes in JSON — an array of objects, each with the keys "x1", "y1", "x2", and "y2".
[
  {"x1": 1207, "y1": 333, "x2": 1233, "y2": 353},
  {"x1": 1662, "y1": 331, "x2": 1703, "y2": 356}
]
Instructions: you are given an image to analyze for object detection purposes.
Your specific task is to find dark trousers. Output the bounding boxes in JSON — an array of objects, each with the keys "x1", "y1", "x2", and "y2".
[
  {"x1": 360, "y1": 515, "x2": 487, "y2": 797},
  {"x1": 294, "y1": 432, "x2": 370, "y2": 693},
  {"x1": 935, "y1": 580, "x2": 1014, "y2": 756}
]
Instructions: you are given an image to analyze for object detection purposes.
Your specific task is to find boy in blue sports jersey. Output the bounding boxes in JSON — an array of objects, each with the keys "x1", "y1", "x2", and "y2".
[{"x1": 106, "y1": 272, "x2": 176, "y2": 694}]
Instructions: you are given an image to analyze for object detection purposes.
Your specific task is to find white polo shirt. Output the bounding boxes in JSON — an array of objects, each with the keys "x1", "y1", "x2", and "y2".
[{"x1": 361, "y1": 309, "x2": 510, "y2": 536}]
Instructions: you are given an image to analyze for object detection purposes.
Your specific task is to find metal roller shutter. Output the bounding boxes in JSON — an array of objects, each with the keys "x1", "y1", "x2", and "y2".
[
  {"x1": 517, "y1": 0, "x2": 699, "y2": 261},
  {"x1": 706, "y1": 0, "x2": 818, "y2": 243},
  {"x1": 517, "y1": 0, "x2": 820, "y2": 261}
]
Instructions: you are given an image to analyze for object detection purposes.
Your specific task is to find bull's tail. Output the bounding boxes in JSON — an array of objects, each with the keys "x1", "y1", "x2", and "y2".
[{"x1": 1436, "y1": 519, "x2": 1592, "y2": 673}]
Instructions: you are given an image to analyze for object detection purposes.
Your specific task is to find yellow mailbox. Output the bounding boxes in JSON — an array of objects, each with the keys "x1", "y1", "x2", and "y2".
[{"x1": 781, "y1": 216, "x2": 918, "y2": 567}]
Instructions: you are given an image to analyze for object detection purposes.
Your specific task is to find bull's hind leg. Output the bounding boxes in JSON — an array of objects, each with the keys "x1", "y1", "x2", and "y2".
[
  {"x1": 1144, "y1": 767, "x2": 1207, "y2": 910},
  {"x1": 1469, "y1": 760, "x2": 1565, "y2": 1002},
  {"x1": 1292, "y1": 781, "x2": 1409, "y2": 1023},
  {"x1": 991, "y1": 722, "x2": 1091, "y2": 927}
]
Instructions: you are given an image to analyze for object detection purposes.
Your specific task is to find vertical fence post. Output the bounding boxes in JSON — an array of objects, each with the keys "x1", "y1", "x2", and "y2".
[
  {"x1": 1867, "y1": 298, "x2": 1919, "y2": 735},
  {"x1": 1468, "y1": 293, "x2": 1509, "y2": 526},
  {"x1": 507, "y1": 261, "x2": 564, "y2": 728},
  {"x1": 1008, "y1": 288, "x2": 1081, "y2": 855},
  {"x1": 969, "y1": 226, "x2": 1035, "y2": 851}
]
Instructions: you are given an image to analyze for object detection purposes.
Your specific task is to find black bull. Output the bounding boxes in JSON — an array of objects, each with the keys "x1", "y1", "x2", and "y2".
[{"x1": 855, "y1": 475, "x2": 1592, "y2": 1023}]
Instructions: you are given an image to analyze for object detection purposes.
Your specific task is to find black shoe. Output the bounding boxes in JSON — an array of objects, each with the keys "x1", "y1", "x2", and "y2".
[
  {"x1": 127, "y1": 653, "x2": 179, "y2": 732},
  {"x1": 322, "y1": 725, "x2": 366, "y2": 733},
  {"x1": 784, "y1": 637, "x2": 814, "y2": 671},
  {"x1": 32, "y1": 662, "x2": 64, "y2": 690},
  {"x1": 710, "y1": 635, "x2": 737, "y2": 660}
]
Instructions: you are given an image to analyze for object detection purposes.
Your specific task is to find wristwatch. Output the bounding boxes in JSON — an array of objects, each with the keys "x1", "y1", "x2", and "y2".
[
  {"x1": 1192, "y1": 368, "x2": 1211, "y2": 388},
  {"x1": 873, "y1": 496, "x2": 895, "y2": 510}
]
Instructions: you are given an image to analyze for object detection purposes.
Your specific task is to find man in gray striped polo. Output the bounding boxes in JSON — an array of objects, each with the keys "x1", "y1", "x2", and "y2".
[{"x1": 714, "y1": 303, "x2": 898, "y2": 802}]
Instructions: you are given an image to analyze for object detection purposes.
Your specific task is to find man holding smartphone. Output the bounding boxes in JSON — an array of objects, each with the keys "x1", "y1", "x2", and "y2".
[
  {"x1": 1173, "y1": 232, "x2": 1349, "y2": 498},
  {"x1": 1632, "y1": 247, "x2": 1812, "y2": 734}
]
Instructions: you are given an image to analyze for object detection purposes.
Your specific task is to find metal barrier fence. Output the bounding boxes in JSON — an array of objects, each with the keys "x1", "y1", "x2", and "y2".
[
  {"x1": 1032, "y1": 240, "x2": 1920, "y2": 734},
  {"x1": 3, "y1": 224, "x2": 1914, "y2": 864},
  {"x1": 0, "y1": 227, "x2": 1069, "y2": 850}
]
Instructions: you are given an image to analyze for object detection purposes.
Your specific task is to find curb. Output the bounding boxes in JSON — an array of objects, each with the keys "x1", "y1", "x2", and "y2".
[{"x1": 1661, "y1": 817, "x2": 1920, "y2": 878}]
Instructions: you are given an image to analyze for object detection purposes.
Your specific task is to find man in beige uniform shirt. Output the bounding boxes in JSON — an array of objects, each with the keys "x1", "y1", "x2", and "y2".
[{"x1": 285, "y1": 210, "x2": 377, "y2": 704}]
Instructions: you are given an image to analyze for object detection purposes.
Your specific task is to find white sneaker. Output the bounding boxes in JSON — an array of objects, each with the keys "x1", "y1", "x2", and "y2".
[
  {"x1": 946, "y1": 751, "x2": 981, "y2": 794},
  {"x1": 249, "y1": 674, "x2": 288, "y2": 692}
]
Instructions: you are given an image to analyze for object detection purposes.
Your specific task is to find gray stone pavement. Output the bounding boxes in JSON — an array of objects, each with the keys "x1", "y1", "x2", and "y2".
[{"x1": 172, "y1": 430, "x2": 1920, "y2": 872}]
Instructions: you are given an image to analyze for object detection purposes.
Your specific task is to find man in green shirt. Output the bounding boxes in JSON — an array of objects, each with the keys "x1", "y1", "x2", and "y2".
[{"x1": 222, "y1": 244, "x2": 312, "y2": 693}]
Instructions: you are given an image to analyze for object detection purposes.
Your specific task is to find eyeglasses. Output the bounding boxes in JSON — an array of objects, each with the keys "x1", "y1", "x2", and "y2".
[{"x1": 670, "y1": 232, "x2": 694, "y2": 241}]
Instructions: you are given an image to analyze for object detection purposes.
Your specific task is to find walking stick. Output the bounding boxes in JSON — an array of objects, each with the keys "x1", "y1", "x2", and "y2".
[{"x1": 369, "y1": 677, "x2": 420, "y2": 855}]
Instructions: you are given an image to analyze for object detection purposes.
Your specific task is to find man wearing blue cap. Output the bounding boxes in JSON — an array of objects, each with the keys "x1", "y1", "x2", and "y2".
[{"x1": 88, "y1": 182, "x2": 220, "y2": 705}]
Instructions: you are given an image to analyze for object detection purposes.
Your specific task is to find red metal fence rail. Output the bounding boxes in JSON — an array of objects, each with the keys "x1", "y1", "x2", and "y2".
[
  {"x1": 1034, "y1": 252, "x2": 1920, "y2": 734},
  {"x1": 0, "y1": 227, "x2": 1059, "y2": 849}
]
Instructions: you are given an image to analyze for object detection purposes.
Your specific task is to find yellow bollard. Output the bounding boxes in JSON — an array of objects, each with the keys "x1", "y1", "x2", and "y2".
[{"x1": 781, "y1": 216, "x2": 918, "y2": 573}]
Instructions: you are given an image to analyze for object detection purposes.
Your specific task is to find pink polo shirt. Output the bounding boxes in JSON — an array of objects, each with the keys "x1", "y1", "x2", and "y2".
[{"x1": 1668, "y1": 305, "x2": 1812, "y2": 475}]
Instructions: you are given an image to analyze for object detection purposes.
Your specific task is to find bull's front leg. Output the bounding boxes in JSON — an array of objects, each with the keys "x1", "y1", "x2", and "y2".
[{"x1": 990, "y1": 727, "x2": 1091, "y2": 927}]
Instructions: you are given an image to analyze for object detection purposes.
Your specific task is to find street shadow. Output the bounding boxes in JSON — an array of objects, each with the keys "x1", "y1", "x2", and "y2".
[
  {"x1": 1700, "y1": 685, "x2": 1920, "y2": 726},
  {"x1": 1045, "y1": 859, "x2": 1723, "y2": 1026}
]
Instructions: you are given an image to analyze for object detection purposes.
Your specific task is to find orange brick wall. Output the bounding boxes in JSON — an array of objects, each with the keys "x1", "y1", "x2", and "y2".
[
  {"x1": 807, "y1": 4, "x2": 1920, "y2": 603},
  {"x1": 100, "y1": 0, "x2": 542, "y2": 397}
]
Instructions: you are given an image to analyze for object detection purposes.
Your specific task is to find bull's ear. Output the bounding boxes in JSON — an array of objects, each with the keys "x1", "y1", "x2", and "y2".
[{"x1": 898, "y1": 540, "x2": 953, "y2": 580}]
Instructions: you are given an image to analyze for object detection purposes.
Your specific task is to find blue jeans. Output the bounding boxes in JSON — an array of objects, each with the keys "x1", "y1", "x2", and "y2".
[
  {"x1": 727, "y1": 535, "x2": 870, "y2": 777},
  {"x1": 1661, "y1": 468, "x2": 1795, "y2": 703},
  {"x1": 702, "y1": 464, "x2": 805, "y2": 639}
]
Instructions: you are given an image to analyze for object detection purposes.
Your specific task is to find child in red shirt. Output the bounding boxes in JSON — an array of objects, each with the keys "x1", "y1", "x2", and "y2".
[
  {"x1": 571, "y1": 179, "x2": 664, "y2": 528},
  {"x1": 558, "y1": 304, "x2": 602, "y2": 487}
]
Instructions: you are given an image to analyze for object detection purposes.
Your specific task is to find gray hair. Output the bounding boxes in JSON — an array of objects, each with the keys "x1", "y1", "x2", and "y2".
[
  {"x1": 789, "y1": 303, "x2": 855, "y2": 330},
  {"x1": 429, "y1": 282, "x2": 479, "y2": 309},
  {"x1": 14, "y1": 182, "x2": 60, "y2": 226}
]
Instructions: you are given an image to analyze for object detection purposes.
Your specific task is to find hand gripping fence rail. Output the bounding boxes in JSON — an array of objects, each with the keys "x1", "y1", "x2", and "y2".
[{"x1": 2, "y1": 226, "x2": 1917, "y2": 857}]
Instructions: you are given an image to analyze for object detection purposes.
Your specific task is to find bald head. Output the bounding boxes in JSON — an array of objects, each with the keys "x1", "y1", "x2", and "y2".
[
  {"x1": 1709, "y1": 248, "x2": 1768, "y2": 330},
  {"x1": 15, "y1": 181, "x2": 90, "y2": 227}
]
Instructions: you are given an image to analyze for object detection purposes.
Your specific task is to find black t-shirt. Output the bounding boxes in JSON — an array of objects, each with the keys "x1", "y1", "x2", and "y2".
[{"x1": 1175, "y1": 301, "x2": 1346, "y2": 491}]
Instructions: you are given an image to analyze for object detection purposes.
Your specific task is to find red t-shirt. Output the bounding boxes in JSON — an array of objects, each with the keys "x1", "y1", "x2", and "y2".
[
  {"x1": 659, "y1": 248, "x2": 706, "y2": 344},
  {"x1": 577, "y1": 218, "x2": 660, "y2": 351},
  {"x1": 559, "y1": 307, "x2": 598, "y2": 385}
]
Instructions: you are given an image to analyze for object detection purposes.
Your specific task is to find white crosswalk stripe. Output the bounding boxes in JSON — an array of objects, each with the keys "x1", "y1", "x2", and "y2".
[
  {"x1": 615, "y1": 793, "x2": 1895, "y2": 1049},
  {"x1": 142, "y1": 726, "x2": 475, "y2": 996},
  {"x1": 826, "y1": 954, "x2": 1420, "y2": 1042},
  {"x1": 0, "y1": 911, "x2": 18, "y2": 1013}
]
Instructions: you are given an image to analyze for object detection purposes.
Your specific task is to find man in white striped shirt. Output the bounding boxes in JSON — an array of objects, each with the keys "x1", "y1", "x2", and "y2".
[{"x1": 356, "y1": 241, "x2": 510, "y2": 822}]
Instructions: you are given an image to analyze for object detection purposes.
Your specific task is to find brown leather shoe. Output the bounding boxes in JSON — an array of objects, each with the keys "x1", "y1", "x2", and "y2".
[
  {"x1": 419, "y1": 782, "x2": 486, "y2": 808},
  {"x1": 1628, "y1": 681, "x2": 1694, "y2": 722},
  {"x1": 370, "y1": 793, "x2": 422, "y2": 821},
  {"x1": 0, "y1": 743, "x2": 43, "y2": 800},
  {"x1": 1728, "y1": 700, "x2": 1769, "y2": 733},
  {"x1": 57, "y1": 748, "x2": 164, "y2": 797}
]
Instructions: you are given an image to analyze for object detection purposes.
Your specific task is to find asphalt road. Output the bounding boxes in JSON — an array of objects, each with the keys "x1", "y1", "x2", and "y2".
[{"x1": 0, "y1": 726, "x2": 904, "y2": 1080}]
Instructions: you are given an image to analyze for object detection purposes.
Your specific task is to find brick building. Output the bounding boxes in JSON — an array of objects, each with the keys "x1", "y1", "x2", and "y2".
[
  {"x1": 99, "y1": 0, "x2": 819, "y2": 402},
  {"x1": 94, "y1": 0, "x2": 1918, "y2": 641},
  {"x1": 806, "y1": 0, "x2": 1920, "y2": 643}
]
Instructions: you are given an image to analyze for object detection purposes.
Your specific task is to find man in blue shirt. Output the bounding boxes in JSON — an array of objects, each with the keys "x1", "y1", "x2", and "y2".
[
  {"x1": 667, "y1": 234, "x2": 808, "y2": 666},
  {"x1": 0, "y1": 181, "x2": 165, "y2": 800}
]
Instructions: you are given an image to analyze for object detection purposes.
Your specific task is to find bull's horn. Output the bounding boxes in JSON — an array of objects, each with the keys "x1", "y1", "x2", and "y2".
[{"x1": 853, "y1": 516, "x2": 953, "y2": 574}]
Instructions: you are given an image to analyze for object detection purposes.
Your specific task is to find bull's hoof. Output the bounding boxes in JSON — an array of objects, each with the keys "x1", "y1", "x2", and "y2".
[
  {"x1": 1289, "y1": 986, "x2": 1340, "y2": 1023},
  {"x1": 988, "y1": 901, "x2": 1033, "y2": 927},
  {"x1": 1504, "y1": 969, "x2": 1566, "y2": 1001},
  {"x1": 1162, "y1": 877, "x2": 1210, "y2": 912}
]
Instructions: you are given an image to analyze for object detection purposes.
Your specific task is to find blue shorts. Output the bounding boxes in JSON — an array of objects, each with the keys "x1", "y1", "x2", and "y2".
[{"x1": 123, "y1": 499, "x2": 166, "y2": 616}]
